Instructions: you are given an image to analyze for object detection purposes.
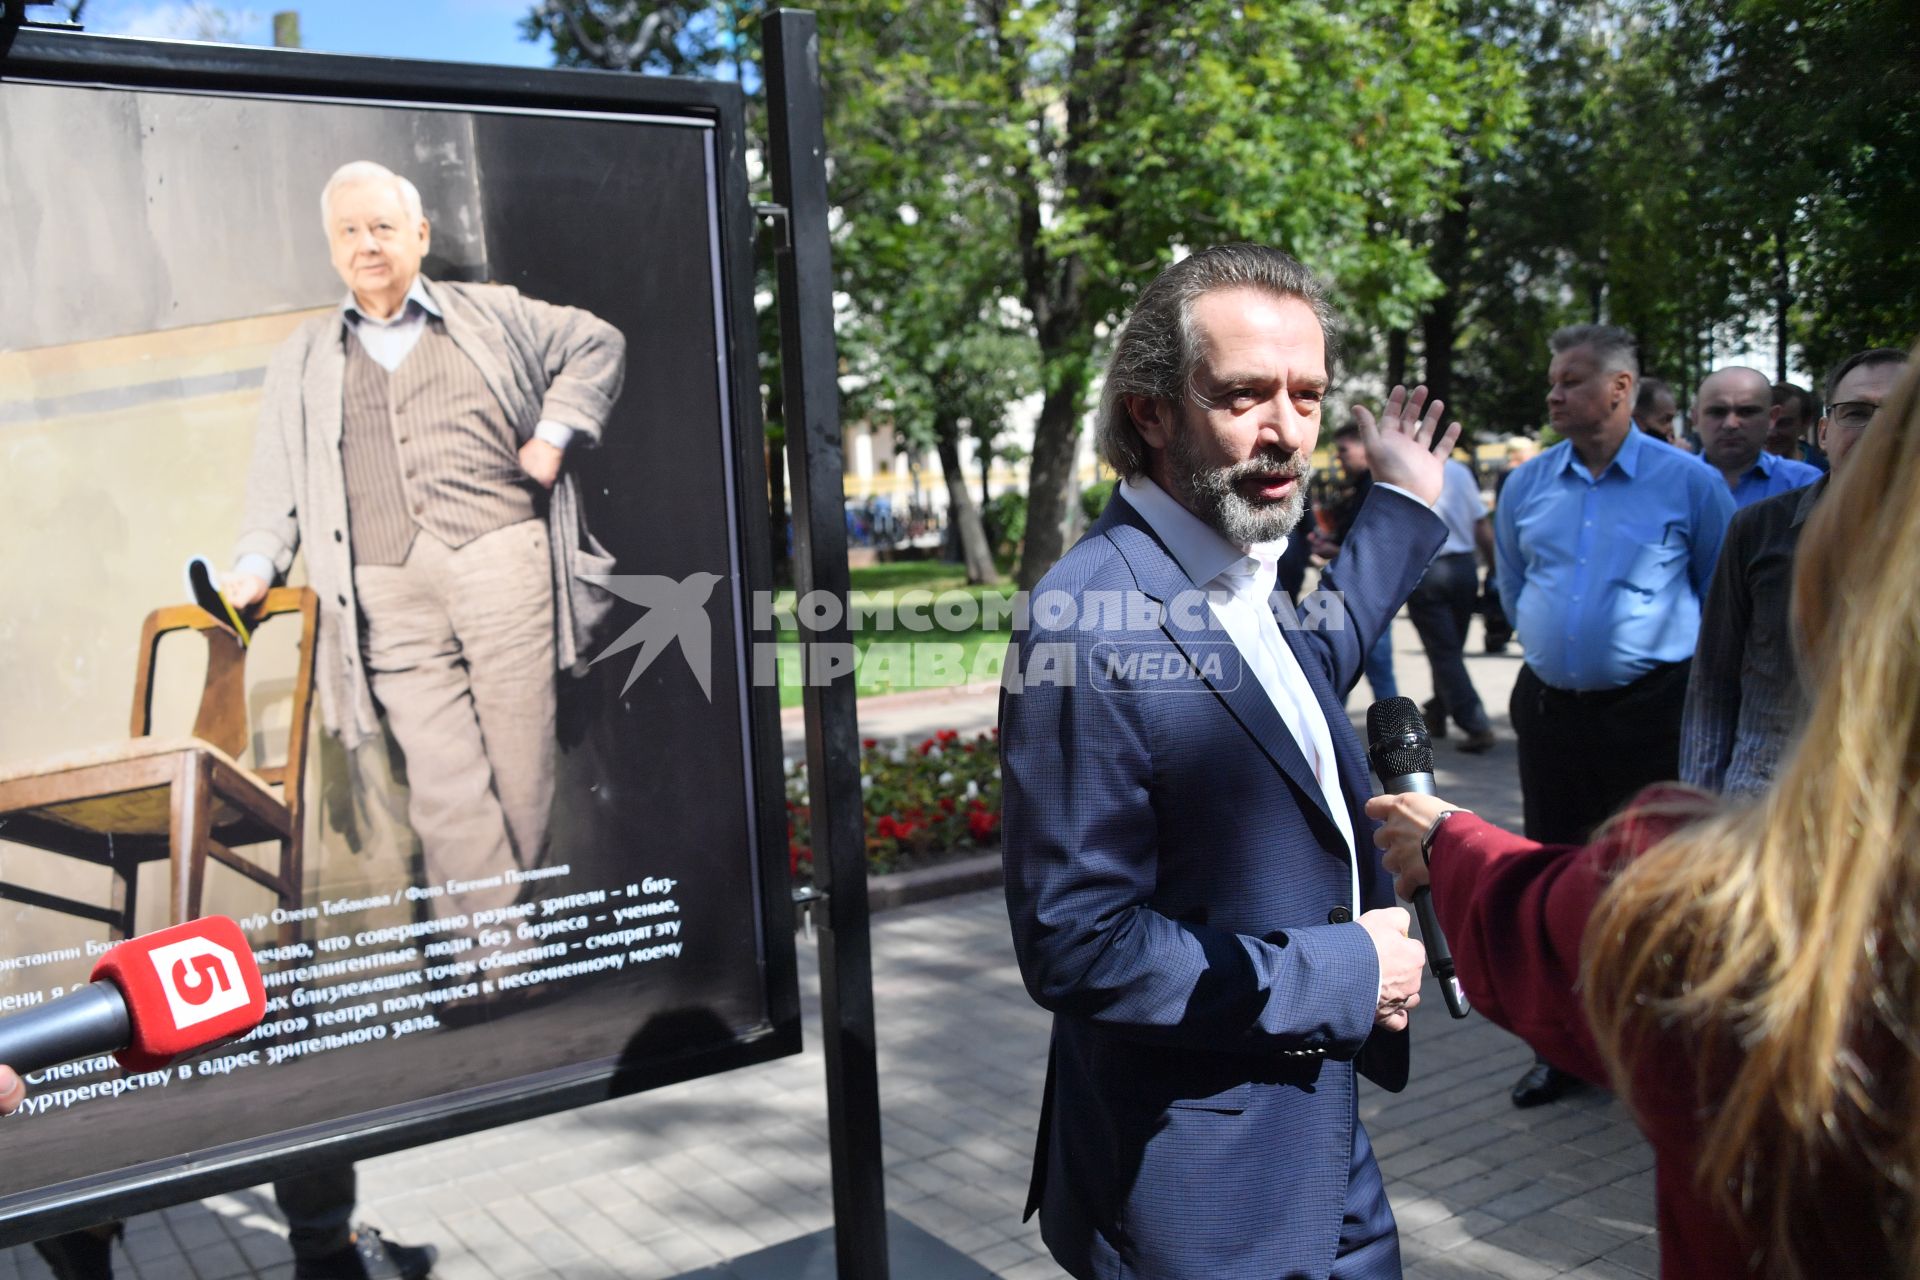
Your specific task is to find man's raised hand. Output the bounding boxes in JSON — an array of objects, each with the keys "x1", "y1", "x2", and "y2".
[{"x1": 1350, "y1": 384, "x2": 1462, "y2": 507}]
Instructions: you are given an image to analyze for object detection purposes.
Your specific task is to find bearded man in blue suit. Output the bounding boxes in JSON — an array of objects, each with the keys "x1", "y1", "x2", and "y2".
[{"x1": 1002, "y1": 244, "x2": 1459, "y2": 1279}]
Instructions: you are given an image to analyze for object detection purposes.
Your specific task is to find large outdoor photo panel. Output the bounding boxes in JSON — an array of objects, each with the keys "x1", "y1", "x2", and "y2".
[{"x1": 0, "y1": 32, "x2": 798, "y2": 1238}]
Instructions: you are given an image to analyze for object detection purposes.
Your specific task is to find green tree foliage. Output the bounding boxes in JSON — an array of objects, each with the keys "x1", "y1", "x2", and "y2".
[
  {"x1": 523, "y1": 0, "x2": 747, "y2": 77},
  {"x1": 1689, "y1": 0, "x2": 1920, "y2": 378},
  {"x1": 817, "y1": 0, "x2": 1522, "y2": 587},
  {"x1": 526, "y1": 0, "x2": 1916, "y2": 576},
  {"x1": 1431, "y1": 0, "x2": 1919, "y2": 437}
]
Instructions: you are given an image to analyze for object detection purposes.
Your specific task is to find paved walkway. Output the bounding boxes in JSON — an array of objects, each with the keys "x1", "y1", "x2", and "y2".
[{"x1": 4, "y1": 616, "x2": 1661, "y2": 1280}]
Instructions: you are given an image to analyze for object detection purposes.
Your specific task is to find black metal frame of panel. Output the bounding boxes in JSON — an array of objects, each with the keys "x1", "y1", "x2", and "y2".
[
  {"x1": 0, "y1": 18, "x2": 805, "y2": 1244},
  {"x1": 764, "y1": 11, "x2": 891, "y2": 1278}
]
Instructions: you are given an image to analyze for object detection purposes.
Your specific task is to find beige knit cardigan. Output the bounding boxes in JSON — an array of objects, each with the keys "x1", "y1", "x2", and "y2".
[{"x1": 234, "y1": 278, "x2": 627, "y2": 749}]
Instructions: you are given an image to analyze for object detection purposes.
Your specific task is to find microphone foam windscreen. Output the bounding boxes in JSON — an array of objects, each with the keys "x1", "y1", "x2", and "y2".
[
  {"x1": 1366, "y1": 696, "x2": 1435, "y2": 777},
  {"x1": 90, "y1": 916, "x2": 267, "y2": 1073}
]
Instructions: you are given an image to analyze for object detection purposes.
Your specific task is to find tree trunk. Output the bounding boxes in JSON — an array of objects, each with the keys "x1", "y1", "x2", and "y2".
[
  {"x1": 1386, "y1": 329, "x2": 1409, "y2": 389},
  {"x1": 1421, "y1": 194, "x2": 1471, "y2": 411},
  {"x1": 936, "y1": 416, "x2": 1000, "y2": 584},
  {"x1": 766, "y1": 429, "x2": 790, "y2": 585},
  {"x1": 1774, "y1": 239, "x2": 1791, "y2": 384},
  {"x1": 1016, "y1": 370, "x2": 1090, "y2": 590},
  {"x1": 765, "y1": 374, "x2": 790, "y2": 585}
]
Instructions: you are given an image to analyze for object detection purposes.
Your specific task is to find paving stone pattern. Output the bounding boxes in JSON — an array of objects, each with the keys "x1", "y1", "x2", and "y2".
[{"x1": 2, "y1": 618, "x2": 1663, "y2": 1279}]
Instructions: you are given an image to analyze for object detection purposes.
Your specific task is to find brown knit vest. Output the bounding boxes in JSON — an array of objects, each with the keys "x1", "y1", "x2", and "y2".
[{"x1": 340, "y1": 319, "x2": 536, "y2": 566}]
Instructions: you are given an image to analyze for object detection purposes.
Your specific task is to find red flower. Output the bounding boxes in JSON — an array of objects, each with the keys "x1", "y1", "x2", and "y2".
[
  {"x1": 937, "y1": 728, "x2": 959, "y2": 743},
  {"x1": 968, "y1": 810, "x2": 999, "y2": 842},
  {"x1": 939, "y1": 796, "x2": 955, "y2": 813},
  {"x1": 875, "y1": 815, "x2": 901, "y2": 840},
  {"x1": 919, "y1": 737, "x2": 937, "y2": 755},
  {"x1": 862, "y1": 738, "x2": 878, "y2": 749}
]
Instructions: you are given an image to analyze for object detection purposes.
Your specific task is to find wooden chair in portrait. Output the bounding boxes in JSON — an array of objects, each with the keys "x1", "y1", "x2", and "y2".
[{"x1": 0, "y1": 587, "x2": 318, "y2": 940}]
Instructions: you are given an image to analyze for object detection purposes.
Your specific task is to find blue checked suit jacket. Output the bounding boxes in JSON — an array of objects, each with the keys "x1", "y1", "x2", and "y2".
[{"x1": 1001, "y1": 484, "x2": 1446, "y2": 1279}]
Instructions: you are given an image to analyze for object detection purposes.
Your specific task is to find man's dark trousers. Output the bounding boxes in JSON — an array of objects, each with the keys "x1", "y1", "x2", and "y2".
[
  {"x1": 1510, "y1": 660, "x2": 1691, "y2": 843},
  {"x1": 1406, "y1": 551, "x2": 1491, "y2": 735}
]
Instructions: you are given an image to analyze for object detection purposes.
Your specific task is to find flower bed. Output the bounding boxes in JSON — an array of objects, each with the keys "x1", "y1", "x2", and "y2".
[{"x1": 786, "y1": 728, "x2": 1001, "y2": 882}]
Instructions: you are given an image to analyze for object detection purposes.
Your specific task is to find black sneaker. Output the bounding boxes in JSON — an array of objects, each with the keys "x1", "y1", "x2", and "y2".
[{"x1": 294, "y1": 1225, "x2": 437, "y2": 1280}]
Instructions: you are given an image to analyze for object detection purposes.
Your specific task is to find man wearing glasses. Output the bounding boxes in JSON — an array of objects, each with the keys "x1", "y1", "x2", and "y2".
[
  {"x1": 1681, "y1": 347, "x2": 1909, "y2": 795},
  {"x1": 1694, "y1": 365, "x2": 1824, "y2": 508}
]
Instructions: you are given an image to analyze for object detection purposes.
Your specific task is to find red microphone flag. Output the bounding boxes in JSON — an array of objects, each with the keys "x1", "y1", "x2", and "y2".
[{"x1": 89, "y1": 916, "x2": 267, "y2": 1072}]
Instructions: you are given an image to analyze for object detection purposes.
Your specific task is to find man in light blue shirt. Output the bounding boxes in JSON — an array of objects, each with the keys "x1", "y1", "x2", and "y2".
[
  {"x1": 1494, "y1": 323, "x2": 1734, "y2": 1108},
  {"x1": 1695, "y1": 366, "x2": 1823, "y2": 507}
]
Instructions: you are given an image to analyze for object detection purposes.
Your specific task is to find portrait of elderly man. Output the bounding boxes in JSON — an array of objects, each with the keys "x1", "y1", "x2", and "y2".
[{"x1": 225, "y1": 160, "x2": 626, "y2": 928}]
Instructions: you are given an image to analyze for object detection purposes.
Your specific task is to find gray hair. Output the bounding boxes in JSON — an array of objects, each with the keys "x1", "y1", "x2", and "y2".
[
  {"x1": 1549, "y1": 323, "x2": 1640, "y2": 385},
  {"x1": 320, "y1": 161, "x2": 425, "y2": 230},
  {"x1": 1096, "y1": 244, "x2": 1338, "y2": 480}
]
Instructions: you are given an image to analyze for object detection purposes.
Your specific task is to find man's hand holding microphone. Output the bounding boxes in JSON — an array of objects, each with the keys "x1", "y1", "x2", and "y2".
[{"x1": 1360, "y1": 908, "x2": 1427, "y2": 1031}]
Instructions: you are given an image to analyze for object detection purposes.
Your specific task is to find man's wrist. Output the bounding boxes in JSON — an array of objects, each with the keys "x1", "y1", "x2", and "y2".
[
  {"x1": 1372, "y1": 480, "x2": 1433, "y2": 510},
  {"x1": 232, "y1": 554, "x2": 276, "y2": 585},
  {"x1": 532, "y1": 421, "x2": 574, "y2": 451}
]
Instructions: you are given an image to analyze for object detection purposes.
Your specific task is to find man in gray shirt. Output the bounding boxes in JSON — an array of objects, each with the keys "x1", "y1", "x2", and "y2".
[{"x1": 1408, "y1": 456, "x2": 1496, "y2": 751}]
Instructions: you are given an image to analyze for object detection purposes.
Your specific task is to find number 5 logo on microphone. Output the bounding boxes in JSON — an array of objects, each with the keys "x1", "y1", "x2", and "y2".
[{"x1": 148, "y1": 937, "x2": 250, "y2": 1029}]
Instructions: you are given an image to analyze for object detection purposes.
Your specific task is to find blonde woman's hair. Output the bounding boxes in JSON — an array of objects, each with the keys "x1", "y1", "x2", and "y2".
[{"x1": 1582, "y1": 343, "x2": 1920, "y2": 1278}]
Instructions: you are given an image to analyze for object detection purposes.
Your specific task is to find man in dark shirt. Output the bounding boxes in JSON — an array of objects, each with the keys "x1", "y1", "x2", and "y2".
[
  {"x1": 1680, "y1": 348, "x2": 1907, "y2": 794},
  {"x1": 1769, "y1": 380, "x2": 1826, "y2": 470},
  {"x1": 1634, "y1": 377, "x2": 1679, "y2": 445}
]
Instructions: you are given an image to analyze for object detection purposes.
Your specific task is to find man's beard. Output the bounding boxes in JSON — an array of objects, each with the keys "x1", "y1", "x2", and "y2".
[{"x1": 1166, "y1": 427, "x2": 1312, "y2": 546}]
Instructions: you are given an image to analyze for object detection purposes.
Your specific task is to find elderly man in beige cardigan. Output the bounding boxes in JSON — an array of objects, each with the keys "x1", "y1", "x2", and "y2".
[{"x1": 227, "y1": 160, "x2": 625, "y2": 930}]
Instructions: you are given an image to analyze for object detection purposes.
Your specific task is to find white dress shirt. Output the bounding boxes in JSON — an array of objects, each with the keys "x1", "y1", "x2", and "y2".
[{"x1": 1120, "y1": 475, "x2": 1361, "y2": 913}]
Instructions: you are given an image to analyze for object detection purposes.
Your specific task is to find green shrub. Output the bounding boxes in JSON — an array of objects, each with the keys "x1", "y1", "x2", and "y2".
[
  {"x1": 982, "y1": 491, "x2": 1027, "y2": 560},
  {"x1": 1079, "y1": 479, "x2": 1116, "y2": 522}
]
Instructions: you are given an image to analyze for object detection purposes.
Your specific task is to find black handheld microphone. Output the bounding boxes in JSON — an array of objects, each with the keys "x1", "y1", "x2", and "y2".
[
  {"x1": 1366, "y1": 697, "x2": 1471, "y2": 1019},
  {"x1": 0, "y1": 916, "x2": 267, "y2": 1078}
]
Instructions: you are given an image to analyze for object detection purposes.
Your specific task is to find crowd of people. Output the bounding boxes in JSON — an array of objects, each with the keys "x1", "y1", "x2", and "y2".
[
  {"x1": 1002, "y1": 243, "x2": 1918, "y2": 1278},
  {"x1": 5, "y1": 237, "x2": 1914, "y2": 1278},
  {"x1": 1320, "y1": 335, "x2": 1910, "y2": 1124}
]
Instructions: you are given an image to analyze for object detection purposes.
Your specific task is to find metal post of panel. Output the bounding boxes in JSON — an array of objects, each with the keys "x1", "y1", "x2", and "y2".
[{"x1": 763, "y1": 9, "x2": 890, "y2": 1280}]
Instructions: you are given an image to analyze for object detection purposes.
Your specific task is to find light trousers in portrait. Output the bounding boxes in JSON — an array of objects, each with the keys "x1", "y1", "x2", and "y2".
[{"x1": 354, "y1": 520, "x2": 556, "y2": 924}]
